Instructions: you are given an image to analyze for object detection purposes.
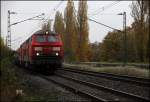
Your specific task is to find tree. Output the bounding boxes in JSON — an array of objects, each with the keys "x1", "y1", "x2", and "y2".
[
  {"x1": 77, "y1": 0, "x2": 90, "y2": 62},
  {"x1": 0, "y1": 37, "x2": 10, "y2": 59},
  {"x1": 64, "y1": 0, "x2": 78, "y2": 62},
  {"x1": 53, "y1": 11, "x2": 65, "y2": 42},
  {"x1": 89, "y1": 42, "x2": 101, "y2": 61},
  {"x1": 99, "y1": 31, "x2": 122, "y2": 62},
  {"x1": 130, "y1": 0, "x2": 149, "y2": 62},
  {"x1": 88, "y1": 0, "x2": 149, "y2": 63}
]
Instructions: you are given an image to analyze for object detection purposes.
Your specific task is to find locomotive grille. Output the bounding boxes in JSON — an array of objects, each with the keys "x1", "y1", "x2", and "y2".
[
  {"x1": 35, "y1": 55, "x2": 60, "y2": 60},
  {"x1": 32, "y1": 53, "x2": 62, "y2": 64}
]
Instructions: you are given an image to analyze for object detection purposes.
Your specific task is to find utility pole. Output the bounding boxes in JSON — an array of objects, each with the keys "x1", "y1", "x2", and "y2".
[
  {"x1": 123, "y1": 12, "x2": 127, "y2": 66},
  {"x1": 7, "y1": 10, "x2": 17, "y2": 49},
  {"x1": 7, "y1": 10, "x2": 45, "y2": 49},
  {"x1": 118, "y1": 12, "x2": 127, "y2": 66},
  {"x1": 7, "y1": 10, "x2": 11, "y2": 48}
]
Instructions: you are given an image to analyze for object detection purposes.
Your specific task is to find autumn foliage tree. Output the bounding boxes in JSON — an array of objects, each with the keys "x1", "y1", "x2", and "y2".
[
  {"x1": 89, "y1": 0, "x2": 149, "y2": 63},
  {"x1": 64, "y1": 0, "x2": 79, "y2": 62},
  {"x1": 99, "y1": 31, "x2": 122, "y2": 62},
  {"x1": 130, "y1": 0, "x2": 149, "y2": 62},
  {"x1": 77, "y1": 0, "x2": 90, "y2": 62},
  {"x1": 53, "y1": 11, "x2": 65, "y2": 42},
  {"x1": 52, "y1": 0, "x2": 149, "y2": 63},
  {"x1": 53, "y1": 0, "x2": 90, "y2": 62}
]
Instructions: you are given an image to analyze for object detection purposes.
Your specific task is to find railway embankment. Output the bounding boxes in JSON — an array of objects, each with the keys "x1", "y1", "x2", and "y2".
[
  {"x1": 1, "y1": 57, "x2": 89, "y2": 102},
  {"x1": 0, "y1": 57, "x2": 45, "y2": 101},
  {"x1": 1, "y1": 57, "x2": 23, "y2": 101},
  {"x1": 63, "y1": 63, "x2": 150, "y2": 79}
]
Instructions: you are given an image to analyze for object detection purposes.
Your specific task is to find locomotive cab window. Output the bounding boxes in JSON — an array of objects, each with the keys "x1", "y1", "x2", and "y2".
[
  {"x1": 35, "y1": 36, "x2": 46, "y2": 42},
  {"x1": 48, "y1": 35, "x2": 60, "y2": 42}
]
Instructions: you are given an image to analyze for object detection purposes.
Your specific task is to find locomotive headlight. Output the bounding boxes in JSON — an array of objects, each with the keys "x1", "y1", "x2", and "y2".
[
  {"x1": 56, "y1": 53, "x2": 59, "y2": 56},
  {"x1": 36, "y1": 52, "x2": 40, "y2": 56},
  {"x1": 52, "y1": 47, "x2": 60, "y2": 51}
]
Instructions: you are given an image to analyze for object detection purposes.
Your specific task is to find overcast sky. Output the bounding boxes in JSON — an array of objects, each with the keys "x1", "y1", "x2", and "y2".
[{"x1": 1, "y1": 1, "x2": 133, "y2": 50}]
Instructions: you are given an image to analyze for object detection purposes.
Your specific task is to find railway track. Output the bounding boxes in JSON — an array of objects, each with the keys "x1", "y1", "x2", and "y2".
[
  {"x1": 17, "y1": 63, "x2": 150, "y2": 101},
  {"x1": 41, "y1": 73, "x2": 149, "y2": 102},
  {"x1": 41, "y1": 75, "x2": 107, "y2": 102},
  {"x1": 60, "y1": 67, "x2": 150, "y2": 87}
]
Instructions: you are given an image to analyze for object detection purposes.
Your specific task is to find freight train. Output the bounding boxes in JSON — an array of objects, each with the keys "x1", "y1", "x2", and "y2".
[{"x1": 15, "y1": 30, "x2": 64, "y2": 73}]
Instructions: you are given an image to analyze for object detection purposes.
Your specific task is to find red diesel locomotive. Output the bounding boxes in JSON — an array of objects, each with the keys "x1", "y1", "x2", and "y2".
[{"x1": 16, "y1": 30, "x2": 64, "y2": 73}]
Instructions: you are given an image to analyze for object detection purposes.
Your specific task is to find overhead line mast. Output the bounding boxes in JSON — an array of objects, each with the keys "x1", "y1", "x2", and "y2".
[
  {"x1": 7, "y1": 1, "x2": 64, "y2": 50},
  {"x1": 7, "y1": 11, "x2": 45, "y2": 49}
]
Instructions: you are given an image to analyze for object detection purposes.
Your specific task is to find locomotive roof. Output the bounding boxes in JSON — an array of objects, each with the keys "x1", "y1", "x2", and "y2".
[
  {"x1": 18, "y1": 30, "x2": 59, "y2": 49},
  {"x1": 33, "y1": 30, "x2": 57, "y2": 35}
]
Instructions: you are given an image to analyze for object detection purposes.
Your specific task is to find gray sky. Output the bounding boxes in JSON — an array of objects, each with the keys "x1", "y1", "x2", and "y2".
[{"x1": 1, "y1": 1, "x2": 133, "y2": 50}]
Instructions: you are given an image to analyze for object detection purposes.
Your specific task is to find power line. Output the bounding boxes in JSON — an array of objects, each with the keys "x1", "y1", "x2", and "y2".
[
  {"x1": 43, "y1": 0, "x2": 64, "y2": 23},
  {"x1": 73, "y1": 4, "x2": 120, "y2": 32},
  {"x1": 10, "y1": 13, "x2": 45, "y2": 26},
  {"x1": 90, "y1": 1, "x2": 117, "y2": 13},
  {"x1": 89, "y1": 1, "x2": 120, "y2": 15},
  {"x1": 92, "y1": 13, "x2": 120, "y2": 15},
  {"x1": 9, "y1": 1, "x2": 65, "y2": 49},
  {"x1": 88, "y1": 18, "x2": 121, "y2": 31},
  {"x1": 88, "y1": 1, "x2": 121, "y2": 17},
  {"x1": 54, "y1": 0, "x2": 64, "y2": 11},
  {"x1": 11, "y1": 20, "x2": 41, "y2": 48},
  {"x1": 10, "y1": 12, "x2": 46, "y2": 15}
]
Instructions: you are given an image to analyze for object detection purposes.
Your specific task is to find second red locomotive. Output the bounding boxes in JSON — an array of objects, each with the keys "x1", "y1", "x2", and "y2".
[{"x1": 16, "y1": 30, "x2": 64, "y2": 73}]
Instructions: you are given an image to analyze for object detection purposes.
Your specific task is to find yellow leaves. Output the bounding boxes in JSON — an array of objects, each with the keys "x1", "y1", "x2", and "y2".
[{"x1": 53, "y1": 0, "x2": 90, "y2": 62}]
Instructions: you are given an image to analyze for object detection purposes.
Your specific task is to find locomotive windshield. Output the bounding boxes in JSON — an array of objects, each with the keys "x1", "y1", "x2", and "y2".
[
  {"x1": 48, "y1": 35, "x2": 60, "y2": 42},
  {"x1": 35, "y1": 35, "x2": 60, "y2": 42},
  {"x1": 35, "y1": 36, "x2": 46, "y2": 42}
]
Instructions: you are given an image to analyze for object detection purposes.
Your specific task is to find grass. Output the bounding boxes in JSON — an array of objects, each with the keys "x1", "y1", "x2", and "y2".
[
  {"x1": 73, "y1": 62, "x2": 149, "y2": 69},
  {"x1": 78, "y1": 62, "x2": 149, "y2": 64},
  {"x1": 1, "y1": 57, "x2": 19, "y2": 101},
  {"x1": 63, "y1": 63, "x2": 150, "y2": 79}
]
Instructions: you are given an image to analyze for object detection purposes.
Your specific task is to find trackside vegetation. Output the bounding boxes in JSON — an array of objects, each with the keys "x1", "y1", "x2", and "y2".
[
  {"x1": 0, "y1": 36, "x2": 23, "y2": 101},
  {"x1": 64, "y1": 63, "x2": 150, "y2": 79},
  {"x1": 1, "y1": 36, "x2": 21, "y2": 101},
  {"x1": 51, "y1": 0, "x2": 149, "y2": 63},
  {"x1": 1, "y1": 0, "x2": 149, "y2": 101},
  {"x1": 1, "y1": 57, "x2": 60, "y2": 101},
  {"x1": 0, "y1": 37, "x2": 59, "y2": 101}
]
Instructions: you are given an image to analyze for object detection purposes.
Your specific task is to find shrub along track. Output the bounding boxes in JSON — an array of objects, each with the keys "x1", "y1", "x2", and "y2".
[{"x1": 39, "y1": 67, "x2": 150, "y2": 102}]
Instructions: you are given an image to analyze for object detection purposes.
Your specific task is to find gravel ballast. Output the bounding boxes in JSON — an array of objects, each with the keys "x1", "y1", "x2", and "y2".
[
  {"x1": 15, "y1": 66, "x2": 91, "y2": 101},
  {"x1": 56, "y1": 69, "x2": 150, "y2": 99}
]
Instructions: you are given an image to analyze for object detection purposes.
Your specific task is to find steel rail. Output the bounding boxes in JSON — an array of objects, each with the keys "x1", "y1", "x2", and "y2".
[
  {"x1": 41, "y1": 75, "x2": 108, "y2": 102},
  {"x1": 60, "y1": 67, "x2": 150, "y2": 87},
  {"x1": 56, "y1": 73, "x2": 150, "y2": 102}
]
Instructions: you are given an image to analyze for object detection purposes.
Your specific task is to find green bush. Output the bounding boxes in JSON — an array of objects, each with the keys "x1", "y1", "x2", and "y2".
[{"x1": 0, "y1": 37, "x2": 11, "y2": 60}]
